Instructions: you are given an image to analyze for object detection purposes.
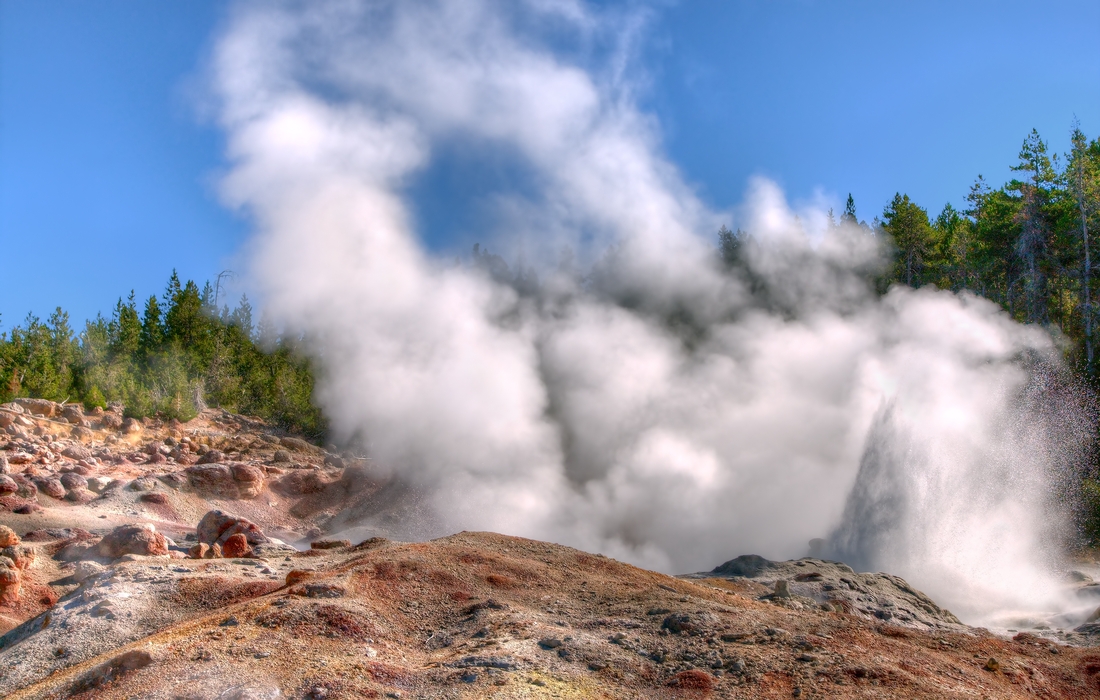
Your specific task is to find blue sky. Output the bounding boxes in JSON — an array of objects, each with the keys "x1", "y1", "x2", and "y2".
[{"x1": 2, "y1": 0, "x2": 1098, "y2": 328}]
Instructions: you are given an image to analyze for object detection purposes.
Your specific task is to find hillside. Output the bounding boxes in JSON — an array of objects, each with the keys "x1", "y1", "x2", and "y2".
[{"x1": 1, "y1": 399, "x2": 1100, "y2": 698}]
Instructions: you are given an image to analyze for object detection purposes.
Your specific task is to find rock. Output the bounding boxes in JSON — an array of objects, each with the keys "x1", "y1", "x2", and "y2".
[
  {"x1": 56, "y1": 541, "x2": 99, "y2": 562},
  {"x1": 295, "y1": 582, "x2": 346, "y2": 598},
  {"x1": 230, "y1": 464, "x2": 266, "y2": 498},
  {"x1": 215, "y1": 686, "x2": 283, "y2": 700},
  {"x1": 13, "y1": 504, "x2": 41, "y2": 515},
  {"x1": 0, "y1": 545, "x2": 34, "y2": 570},
  {"x1": 0, "y1": 474, "x2": 17, "y2": 495},
  {"x1": 712, "y1": 554, "x2": 774, "y2": 577},
  {"x1": 69, "y1": 650, "x2": 153, "y2": 694},
  {"x1": 324, "y1": 454, "x2": 345, "y2": 469},
  {"x1": 13, "y1": 398, "x2": 58, "y2": 417},
  {"x1": 65, "y1": 487, "x2": 96, "y2": 503},
  {"x1": 60, "y1": 472, "x2": 88, "y2": 490},
  {"x1": 984, "y1": 657, "x2": 1000, "y2": 672},
  {"x1": 121, "y1": 417, "x2": 143, "y2": 434},
  {"x1": 0, "y1": 525, "x2": 21, "y2": 547},
  {"x1": 0, "y1": 401, "x2": 24, "y2": 413},
  {"x1": 538, "y1": 638, "x2": 563, "y2": 649},
  {"x1": 140, "y1": 492, "x2": 169, "y2": 505},
  {"x1": 33, "y1": 476, "x2": 67, "y2": 499},
  {"x1": 662, "y1": 614, "x2": 701, "y2": 635},
  {"x1": 86, "y1": 476, "x2": 115, "y2": 493},
  {"x1": 61, "y1": 444, "x2": 91, "y2": 461},
  {"x1": 189, "y1": 543, "x2": 222, "y2": 559},
  {"x1": 129, "y1": 476, "x2": 158, "y2": 492},
  {"x1": 279, "y1": 436, "x2": 315, "y2": 453},
  {"x1": 61, "y1": 404, "x2": 85, "y2": 424},
  {"x1": 197, "y1": 449, "x2": 226, "y2": 465},
  {"x1": 0, "y1": 454, "x2": 9, "y2": 474},
  {"x1": 72, "y1": 426, "x2": 94, "y2": 441},
  {"x1": 273, "y1": 470, "x2": 327, "y2": 496},
  {"x1": 96, "y1": 524, "x2": 169, "y2": 559},
  {"x1": 71, "y1": 560, "x2": 106, "y2": 582},
  {"x1": 0, "y1": 557, "x2": 21, "y2": 602},
  {"x1": 774, "y1": 580, "x2": 791, "y2": 598},
  {"x1": 272, "y1": 449, "x2": 291, "y2": 463},
  {"x1": 221, "y1": 533, "x2": 252, "y2": 558},
  {"x1": 310, "y1": 539, "x2": 351, "y2": 550},
  {"x1": 187, "y1": 464, "x2": 266, "y2": 499},
  {"x1": 11, "y1": 474, "x2": 38, "y2": 499},
  {"x1": 197, "y1": 510, "x2": 269, "y2": 546},
  {"x1": 99, "y1": 413, "x2": 123, "y2": 430}
]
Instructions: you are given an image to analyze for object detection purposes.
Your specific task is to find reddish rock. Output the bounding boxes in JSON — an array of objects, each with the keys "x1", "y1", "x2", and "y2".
[
  {"x1": 0, "y1": 475, "x2": 17, "y2": 496},
  {"x1": 62, "y1": 444, "x2": 91, "y2": 461},
  {"x1": 310, "y1": 539, "x2": 351, "y2": 550},
  {"x1": 188, "y1": 543, "x2": 220, "y2": 559},
  {"x1": 65, "y1": 488, "x2": 96, "y2": 503},
  {"x1": 0, "y1": 526, "x2": 20, "y2": 548},
  {"x1": 13, "y1": 503, "x2": 41, "y2": 515},
  {"x1": 196, "y1": 510, "x2": 268, "y2": 546},
  {"x1": 99, "y1": 413, "x2": 123, "y2": 430},
  {"x1": 11, "y1": 475, "x2": 37, "y2": 499},
  {"x1": 140, "y1": 492, "x2": 169, "y2": 505},
  {"x1": 186, "y1": 463, "x2": 265, "y2": 499},
  {"x1": 121, "y1": 417, "x2": 143, "y2": 435},
  {"x1": 3, "y1": 544, "x2": 36, "y2": 570},
  {"x1": 33, "y1": 477, "x2": 66, "y2": 499},
  {"x1": 273, "y1": 470, "x2": 328, "y2": 496},
  {"x1": 95, "y1": 524, "x2": 169, "y2": 559},
  {"x1": 60, "y1": 472, "x2": 88, "y2": 490},
  {"x1": 69, "y1": 650, "x2": 153, "y2": 694},
  {"x1": 0, "y1": 558, "x2": 20, "y2": 602},
  {"x1": 12, "y1": 398, "x2": 58, "y2": 417},
  {"x1": 221, "y1": 533, "x2": 252, "y2": 558},
  {"x1": 196, "y1": 449, "x2": 226, "y2": 465}
]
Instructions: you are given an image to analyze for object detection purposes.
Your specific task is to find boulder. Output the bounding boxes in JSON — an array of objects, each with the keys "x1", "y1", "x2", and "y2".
[
  {"x1": 230, "y1": 464, "x2": 266, "y2": 499},
  {"x1": 0, "y1": 558, "x2": 20, "y2": 602},
  {"x1": 0, "y1": 413, "x2": 13, "y2": 429},
  {"x1": 0, "y1": 474, "x2": 17, "y2": 496},
  {"x1": 0, "y1": 402, "x2": 23, "y2": 414},
  {"x1": 61, "y1": 445, "x2": 92, "y2": 461},
  {"x1": 65, "y1": 488, "x2": 96, "y2": 503},
  {"x1": 96, "y1": 524, "x2": 169, "y2": 559},
  {"x1": 99, "y1": 413, "x2": 123, "y2": 431},
  {"x1": 61, "y1": 404, "x2": 85, "y2": 424},
  {"x1": 33, "y1": 476, "x2": 66, "y2": 499},
  {"x1": 86, "y1": 476, "x2": 115, "y2": 493},
  {"x1": 60, "y1": 472, "x2": 88, "y2": 490},
  {"x1": 279, "y1": 436, "x2": 316, "y2": 453},
  {"x1": 196, "y1": 449, "x2": 226, "y2": 465},
  {"x1": 221, "y1": 533, "x2": 252, "y2": 558},
  {"x1": 272, "y1": 449, "x2": 291, "y2": 463},
  {"x1": 273, "y1": 470, "x2": 328, "y2": 496},
  {"x1": 71, "y1": 560, "x2": 106, "y2": 583},
  {"x1": 2, "y1": 544, "x2": 36, "y2": 570},
  {"x1": 186, "y1": 463, "x2": 265, "y2": 500},
  {"x1": 188, "y1": 543, "x2": 222, "y2": 559},
  {"x1": 121, "y1": 417, "x2": 143, "y2": 435},
  {"x1": 0, "y1": 454, "x2": 8, "y2": 474},
  {"x1": 196, "y1": 510, "x2": 268, "y2": 547},
  {"x1": 12, "y1": 398, "x2": 58, "y2": 417},
  {"x1": 0, "y1": 525, "x2": 20, "y2": 548},
  {"x1": 11, "y1": 475, "x2": 38, "y2": 499}
]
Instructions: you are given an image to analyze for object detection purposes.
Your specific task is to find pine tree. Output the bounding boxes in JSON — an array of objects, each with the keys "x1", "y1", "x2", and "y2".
[
  {"x1": 140, "y1": 295, "x2": 165, "y2": 357},
  {"x1": 882, "y1": 193, "x2": 934, "y2": 287}
]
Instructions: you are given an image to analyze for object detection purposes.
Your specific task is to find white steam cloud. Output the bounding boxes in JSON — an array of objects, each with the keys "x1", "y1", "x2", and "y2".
[{"x1": 211, "y1": 0, "x2": 1090, "y2": 625}]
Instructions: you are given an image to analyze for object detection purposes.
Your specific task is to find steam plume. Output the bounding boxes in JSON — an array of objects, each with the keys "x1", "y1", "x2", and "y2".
[{"x1": 211, "y1": 0, "x2": 1089, "y2": 625}]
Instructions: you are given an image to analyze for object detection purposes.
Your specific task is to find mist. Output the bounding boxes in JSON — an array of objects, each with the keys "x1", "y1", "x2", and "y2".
[{"x1": 210, "y1": 0, "x2": 1091, "y2": 625}]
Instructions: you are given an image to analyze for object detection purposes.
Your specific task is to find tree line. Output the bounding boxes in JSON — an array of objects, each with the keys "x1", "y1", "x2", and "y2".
[{"x1": 0, "y1": 272, "x2": 324, "y2": 437}]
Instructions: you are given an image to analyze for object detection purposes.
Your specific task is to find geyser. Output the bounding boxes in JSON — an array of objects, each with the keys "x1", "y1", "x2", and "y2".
[{"x1": 210, "y1": 0, "x2": 1091, "y2": 626}]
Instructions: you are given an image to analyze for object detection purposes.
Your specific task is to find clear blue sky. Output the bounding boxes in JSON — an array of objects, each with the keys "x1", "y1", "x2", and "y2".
[{"x1": 2, "y1": 0, "x2": 1098, "y2": 328}]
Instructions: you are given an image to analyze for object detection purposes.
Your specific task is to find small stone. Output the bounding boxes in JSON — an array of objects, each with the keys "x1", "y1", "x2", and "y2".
[
  {"x1": 538, "y1": 638, "x2": 563, "y2": 649},
  {"x1": 774, "y1": 580, "x2": 791, "y2": 598},
  {"x1": 984, "y1": 657, "x2": 1000, "y2": 672},
  {"x1": 272, "y1": 449, "x2": 291, "y2": 463}
]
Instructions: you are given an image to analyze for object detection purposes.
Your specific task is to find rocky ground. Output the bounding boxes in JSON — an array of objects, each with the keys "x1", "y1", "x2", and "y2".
[{"x1": 1, "y1": 398, "x2": 1100, "y2": 698}]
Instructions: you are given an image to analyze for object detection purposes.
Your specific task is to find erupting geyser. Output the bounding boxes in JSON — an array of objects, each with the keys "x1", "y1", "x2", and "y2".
[{"x1": 211, "y1": 0, "x2": 1094, "y2": 627}]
